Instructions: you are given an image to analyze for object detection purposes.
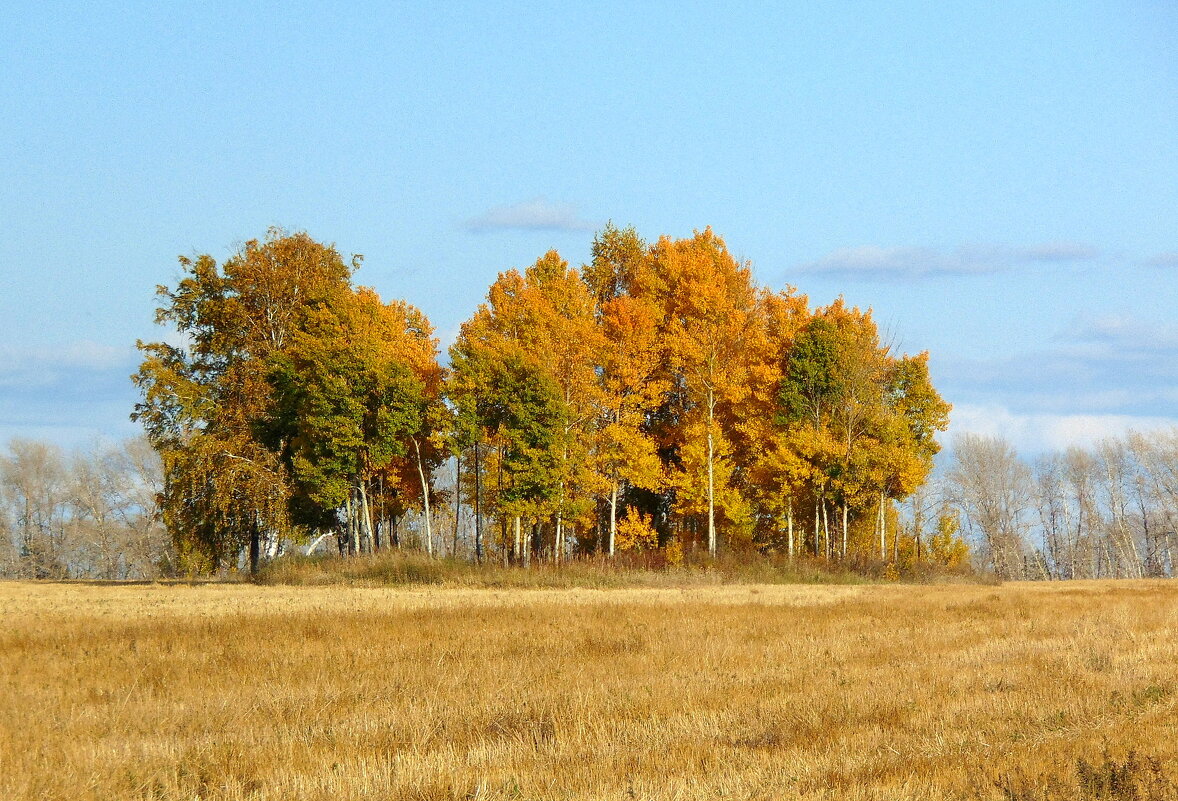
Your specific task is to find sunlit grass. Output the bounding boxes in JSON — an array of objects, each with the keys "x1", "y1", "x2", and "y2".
[{"x1": 0, "y1": 580, "x2": 1174, "y2": 799}]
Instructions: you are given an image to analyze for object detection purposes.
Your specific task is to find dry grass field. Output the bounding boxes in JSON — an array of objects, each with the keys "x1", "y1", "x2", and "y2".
[{"x1": 0, "y1": 580, "x2": 1175, "y2": 800}]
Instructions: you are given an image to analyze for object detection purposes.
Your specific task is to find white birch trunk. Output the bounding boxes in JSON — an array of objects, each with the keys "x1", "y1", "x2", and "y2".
[
  {"x1": 879, "y1": 493, "x2": 886, "y2": 560},
  {"x1": 555, "y1": 509, "x2": 563, "y2": 565},
  {"x1": 707, "y1": 388, "x2": 716, "y2": 558},
  {"x1": 822, "y1": 499, "x2": 831, "y2": 559},
  {"x1": 787, "y1": 499, "x2": 794, "y2": 560},
  {"x1": 359, "y1": 483, "x2": 374, "y2": 554},
  {"x1": 841, "y1": 503, "x2": 848, "y2": 559},
  {"x1": 413, "y1": 439, "x2": 433, "y2": 557},
  {"x1": 608, "y1": 482, "x2": 618, "y2": 557}
]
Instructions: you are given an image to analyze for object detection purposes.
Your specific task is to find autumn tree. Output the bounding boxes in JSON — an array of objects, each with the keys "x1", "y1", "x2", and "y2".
[
  {"x1": 777, "y1": 315, "x2": 846, "y2": 556},
  {"x1": 585, "y1": 225, "x2": 667, "y2": 555},
  {"x1": 648, "y1": 229, "x2": 757, "y2": 557},
  {"x1": 134, "y1": 230, "x2": 359, "y2": 571},
  {"x1": 447, "y1": 334, "x2": 564, "y2": 562},
  {"x1": 264, "y1": 289, "x2": 442, "y2": 556},
  {"x1": 775, "y1": 302, "x2": 948, "y2": 561},
  {"x1": 736, "y1": 288, "x2": 810, "y2": 555}
]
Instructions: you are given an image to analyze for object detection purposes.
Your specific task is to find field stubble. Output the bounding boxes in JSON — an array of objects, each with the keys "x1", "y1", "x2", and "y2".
[{"x1": 0, "y1": 580, "x2": 1174, "y2": 800}]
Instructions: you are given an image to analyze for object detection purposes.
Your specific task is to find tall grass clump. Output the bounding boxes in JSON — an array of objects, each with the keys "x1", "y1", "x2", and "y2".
[{"x1": 254, "y1": 548, "x2": 886, "y2": 588}]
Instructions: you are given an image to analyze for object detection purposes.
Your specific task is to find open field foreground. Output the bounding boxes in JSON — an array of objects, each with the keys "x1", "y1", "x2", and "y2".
[{"x1": 1, "y1": 582, "x2": 1176, "y2": 800}]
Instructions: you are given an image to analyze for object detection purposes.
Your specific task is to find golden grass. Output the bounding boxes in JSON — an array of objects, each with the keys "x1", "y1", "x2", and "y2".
[{"x1": 0, "y1": 580, "x2": 1174, "y2": 800}]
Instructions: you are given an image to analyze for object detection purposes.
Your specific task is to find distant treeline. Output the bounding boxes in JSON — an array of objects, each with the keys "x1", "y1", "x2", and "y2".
[
  {"x1": 0, "y1": 437, "x2": 169, "y2": 579},
  {"x1": 130, "y1": 226, "x2": 957, "y2": 576},
  {"x1": 945, "y1": 431, "x2": 1178, "y2": 580}
]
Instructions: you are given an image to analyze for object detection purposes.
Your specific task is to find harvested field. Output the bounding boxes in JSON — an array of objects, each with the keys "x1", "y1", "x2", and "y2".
[{"x1": 0, "y1": 581, "x2": 1175, "y2": 799}]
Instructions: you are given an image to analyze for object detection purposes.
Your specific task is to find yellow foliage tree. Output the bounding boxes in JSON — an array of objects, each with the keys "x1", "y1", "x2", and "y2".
[{"x1": 614, "y1": 508, "x2": 659, "y2": 552}]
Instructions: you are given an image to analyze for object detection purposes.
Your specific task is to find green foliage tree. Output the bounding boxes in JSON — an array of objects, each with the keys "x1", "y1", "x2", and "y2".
[{"x1": 134, "y1": 229, "x2": 441, "y2": 572}]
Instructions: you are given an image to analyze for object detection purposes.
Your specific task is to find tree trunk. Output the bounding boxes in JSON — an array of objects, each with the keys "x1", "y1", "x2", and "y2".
[
  {"x1": 707, "y1": 388, "x2": 716, "y2": 558},
  {"x1": 501, "y1": 514, "x2": 508, "y2": 568},
  {"x1": 841, "y1": 503, "x2": 848, "y2": 559},
  {"x1": 814, "y1": 500, "x2": 820, "y2": 557},
  {"x1": 351, "y1": 488, "x2": 359, "y2": 554},
  {"x1": 513, "y1": 516, "x2": 522, "y2": 566},
  {"x1": 879, "y1": 493, "x2": 886, "y2": 560},
  {"x1": 891, "y1": 503, "x2": 900, "y2": 564},
  {"x1": 608, "y1": 482, "x2": 618, "y2": 557},
  {"x1": 377, "y1": 477, "x2": 385, "y2": 551},
  {"x1": 822, "y1": 500, "x2": 831, "y2": 560},
  {"x1": 787, "y1": 499, "x2": 794, "y2": 560},
  {"x1": 249, "y1": 517, "x2": 260, "y2": 576},
  {"x1": 452, "y1": 452, "x2": 462, "y2": 558},
  {"x1": 474, "y1": 442, "x2": 483, "y2": 563},
  {"x1": 359, "y1": 483, "x2": 374, "y2": 554},
  {"x1": 413, "y1": 439, "x2": 433, "y2": 557},
  {"x1": 556, "y1": 435, "x2": 568, "y2": 564},
  {"x1": 555, "y1": 509, "x2": 563, "y2": 565}
]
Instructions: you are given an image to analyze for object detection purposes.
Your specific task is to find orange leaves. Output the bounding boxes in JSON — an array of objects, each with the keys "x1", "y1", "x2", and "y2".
[{"x1": 651, "y1": 229, "x2": 756, "y2": 395}]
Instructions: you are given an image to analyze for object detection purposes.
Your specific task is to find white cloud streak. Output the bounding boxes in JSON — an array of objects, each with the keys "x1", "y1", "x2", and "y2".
[
  {"x1": 0, "y1": 341, "x2": 135, "y2": 389},
  {"x1": 464, "y1": 198, "x2": 596, "y2": 233},
  {"x1": 948, "y1": 403, "x2": 1178, "y2": 454},
  {"x1": 796, "y1": 241, "x2": 1100, "y2": 279},
  {"x1": 1144, "y1": 251, "x2": 1178, "y2": 268},
  {"x1": 0, "y1": 341, "x2": 130, "y2": 372},
  {"x1": 934, "y1": 314, "x2": 1178, "y2": 454}
]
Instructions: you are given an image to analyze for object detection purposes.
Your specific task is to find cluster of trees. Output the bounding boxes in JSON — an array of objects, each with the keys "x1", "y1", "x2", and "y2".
[
  {"x1": 947, "y1": 431, "x2": 1178, "y2": 579},
  {"x1": 0, "y1": 437, "x2": 169, "y2": 579},
  {"x1": 133, "y1": 226, "x2": 952, "y2": 574}
]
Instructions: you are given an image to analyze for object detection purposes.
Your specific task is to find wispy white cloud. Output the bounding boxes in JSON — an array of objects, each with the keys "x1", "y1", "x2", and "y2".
[
  {"x1": 795, "y1": 241, "x2": 1099, "y2": 279},
  {"x1": 464, "y1": 198, "x2": 596, "y2": 233},
  {"x1": 0, "y1": 341, "x2": 130, "y2": 372},
  {"x1": 948, "y1": 403, "x2": 1178, "y2": 454},
  {"x1": 797, "y1": 246, "x2": 997, "y2": 278},
  {"x1": 935, "y1": 316, "x2": 1178, "y2": 446},
  {"x1": 1143, "y1": 251, "x2": 1178, "y2": 268},
  {"x1": 1058, "y1": 314, "x2": 1178, "y2": 357},
  {"x1": 1016, "y1": 242, "x2": 1101, "y2": 262},
  {"x1": 0, "y1": 343, "x2": 141, "y2": 448},
  {"x1": 0, "y1": 341, "x2": 136, "y2": 389}
]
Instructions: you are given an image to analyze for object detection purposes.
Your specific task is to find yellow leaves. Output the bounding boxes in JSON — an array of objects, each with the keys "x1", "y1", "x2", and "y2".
[
  {"x1": 223, "y1": 228, "x2": 356, "y2": 355},
  {"x1": 596, "y1": 421, "x2": 663, "y2": 492},
  {"x1": 672, "y1": 418, "x2": 744, "y2": 525},
  {"x1": 475, "y1": 254, "x2": 605, "y2": 410},
  {"x1": 615, "y1": 509, "x2": 658, "y2": 551},
  {"x1": 929, "y1": 512, "x2": 970, "y2": 568}
]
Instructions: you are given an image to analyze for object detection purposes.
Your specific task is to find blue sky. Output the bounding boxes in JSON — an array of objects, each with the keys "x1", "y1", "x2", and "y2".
[{"x1": 1, "y1": 1, "x2": 1175, "y2": 453}]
